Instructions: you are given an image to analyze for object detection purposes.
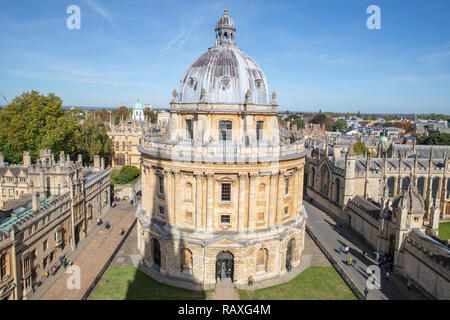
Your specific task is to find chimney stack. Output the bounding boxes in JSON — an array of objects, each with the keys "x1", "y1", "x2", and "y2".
[
  {"x1": 78, "y1": 154, "x2": 82, "y2": 165},
  {"x1": 23, "y1": 151, "x2": 32, "y2": 166},
  {"x1": 94, "y1": 155, "x2": 100, "y2": 171},
  {"x1": 66, "y1": 154, "x2": 70, "y2": 164},
  {"x1": 0, "y1": 153, "x2": 3, "y2": 163},
  {"x1": 59, "y1": 151, "x2": 65, "y2": 165},
  {"x1": 100, "y1": 157, "x2": 105, "y2": 170},
  {"x1": 32, "y1": 191, "x2": 40, "y2": 211}
]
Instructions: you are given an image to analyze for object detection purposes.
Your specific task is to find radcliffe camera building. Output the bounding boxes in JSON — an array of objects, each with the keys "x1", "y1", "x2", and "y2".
[{"x1": 136, "y1": 9, "x2": 307, "y2": 288}]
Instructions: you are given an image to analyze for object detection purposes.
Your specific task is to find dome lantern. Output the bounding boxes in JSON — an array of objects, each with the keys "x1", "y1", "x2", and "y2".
[{"x1": 215, "y1": 8, "x2": 236, "y2": 47}]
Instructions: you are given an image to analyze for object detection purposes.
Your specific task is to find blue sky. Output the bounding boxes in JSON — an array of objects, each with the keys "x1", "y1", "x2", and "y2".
[{"x1": 0, "y1": 0, "x2": 449, "y2": 114}]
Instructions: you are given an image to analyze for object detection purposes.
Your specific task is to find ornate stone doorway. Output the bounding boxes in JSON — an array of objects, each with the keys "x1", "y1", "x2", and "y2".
[
  {"x1": 153, "y1": 239, "x2": 161, "y2": 268},
  {"x1": 216, "y1": 251, "x2": 234, "y2": 281},
  {"x1": 286, "y1": 239, "x2": 293, "y2": 270}
]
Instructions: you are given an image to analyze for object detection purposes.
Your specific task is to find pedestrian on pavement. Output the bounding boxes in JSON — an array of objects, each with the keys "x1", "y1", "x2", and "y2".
[
  {"x1": 385, "y1": 271, "x2": 390, "y2": 281},
  {"x1": 59, "y1": 256, "x2": 64, "y2": 265},
  {"x1": 345, "y1": 246, "x2": 349, "y2": 254},
  {"x1": 248, "y1": 275, "x2": 254, "y2": 286},
  {"x1": 375, "y1": 251, "x2": 379, "y2": 263},
  {"x1": 347, "y1": 258, "x2": 353, "y2": 266},
  {"x1": 364, "y1": 287, "x2": 369, "y2": 300},
  {"x1": 352, "y1": 259, "x2": 357, "y2": 267},
  {"x1": 119, "y1": 228, "x2": 125, "y2": 236},
  {"x1": 63, "y1": 258, "x2": 68, "y2": 268},
  {"x1": 339, "y1": 247, "x2": 343, "y2": 254}
]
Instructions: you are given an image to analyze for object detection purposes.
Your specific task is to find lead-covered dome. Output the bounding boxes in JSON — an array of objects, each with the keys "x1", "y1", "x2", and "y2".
[{"x1": 179, "y1": 9, "x2": 270, "y2": 105}]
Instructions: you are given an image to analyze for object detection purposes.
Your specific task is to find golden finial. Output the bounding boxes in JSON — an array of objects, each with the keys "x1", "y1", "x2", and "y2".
[{"x1": 224, "y1": 8, "x2": 228, "y2": 15}]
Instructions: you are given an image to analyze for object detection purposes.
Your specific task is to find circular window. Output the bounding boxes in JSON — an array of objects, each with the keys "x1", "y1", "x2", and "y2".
[
  {"x1": 221, "y1": 77, "x2": 231, "y2": 90},
  {"x1": 188, "y1": 77, "x2": 197, "y2": 89}
]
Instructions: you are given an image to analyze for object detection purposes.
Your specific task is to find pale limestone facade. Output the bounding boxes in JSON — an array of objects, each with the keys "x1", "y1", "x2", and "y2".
[
  {"x1": 136, "y1": 10, "x2": 307, "y2": 289},
  {"x1": 0, "y1": 151, "x2": 111, "y2": 300},
  {"x1": 107, "y1": 119, "x2": 144, "y2": 169}
]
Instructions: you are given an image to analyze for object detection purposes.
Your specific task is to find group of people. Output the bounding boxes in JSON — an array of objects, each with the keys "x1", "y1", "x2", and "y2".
[
  {"x1": 45, "y1": 256, "x2": 73, "y2": 278},
  {"x1": 339, "y1": 246, "x2": 350, "y2": 254},
  {"x1": 97, "y1": 218, "x2": 111, "y2": 230}
]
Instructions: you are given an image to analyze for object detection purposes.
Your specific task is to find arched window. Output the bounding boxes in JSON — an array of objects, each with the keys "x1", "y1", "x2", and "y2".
[
  {"x1": 387, "y1": 177, "x2": 395, "y2": 197},
  {"x1": 311, "y1": 167, "x2": 316, "y2": 189},
  {"x1": 117, "y1": 154, "x2": 125, "y2": 167},
  {"x1": 0, "y1": 253, "x2": 8, "y2": 279},
  {"x1": 185, "y1": 183, "x2": 193, "y2": 201},
  {"x1": 152, "y1": 239, "x2": 161, "y2": 268},
  {"x1": 319, "y1": 165, "x2": 330, "y2": 195},
  {"x1": 401, "y1": 177, "x2": 410, "y2": 191},
  {"x1": 180, "y1": 248, "x2": 193, "y2": 274},
  {"x1": 335, "y1": 179, "x2": 341, "y2": 204},
  {"x1": 432, "y1": 177, "x2": 440, "y2": 198},
  {"x1": 417, "y1": 177, "x2": 425, "y2": 196},
  {"x1": 258, "y1": 183, "x2": 265, "y2": 201},
  {"x1": 256, "y1": 248, "x2": 269, "y2": 273}
]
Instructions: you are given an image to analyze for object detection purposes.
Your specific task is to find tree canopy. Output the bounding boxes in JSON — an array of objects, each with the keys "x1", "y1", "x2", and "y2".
[
  {"x1": 0, "y1": 90, "x2": 81, "y2": 163},
  {"x1": 290, "y1": 118, "x2": 306, "y2": 129},
  {"x1": 333, "y1": 118, "x2": 348, "y2": 132},
  {"x1": 417, "y1": 133, "x2": 450, "y2": 146},
  {"x1": 0, "y1": 91, "x2": 113, "y2": 166},
  {"x1": 353, "y1": 141, "x2": 367, "y2": 156},
  {"x1": 79, "y1": 116, "x2": 113, "y2": 165}
]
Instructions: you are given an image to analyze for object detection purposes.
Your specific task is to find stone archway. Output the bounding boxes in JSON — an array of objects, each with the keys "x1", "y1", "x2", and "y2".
[{"x1": 215, "y1": 251, "x2": 234, "y2": 281}]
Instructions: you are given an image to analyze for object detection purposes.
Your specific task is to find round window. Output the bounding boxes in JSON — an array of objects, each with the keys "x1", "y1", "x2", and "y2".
[
  {"x1": 188, "y1": 77, "x2": 197, "y2": 89},
  {"x1": 221, "y1": 77, "x2": 231, "y2": 90}
]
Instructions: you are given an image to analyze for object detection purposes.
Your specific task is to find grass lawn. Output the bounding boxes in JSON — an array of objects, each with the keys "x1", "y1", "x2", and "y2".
[
  {"x1": 439, "y1": 222, "x2": 450, "y2": 240},
  {"x1": 239, "y1": 266, "x2": 356, "y2": 300},
  {"x1": 89, "y1": 267, "x2": 209, "y2": 300}
]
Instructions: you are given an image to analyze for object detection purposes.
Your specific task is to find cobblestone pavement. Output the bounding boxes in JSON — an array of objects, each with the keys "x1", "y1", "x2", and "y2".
[
  {"x1": 304, "y1": 201, "x2": 426, "y2": 300},
  {"x1": 29, "y1": 200, "x2": 137, "y2": 300},
  {"x1": 212, "y1": 279, "x2": 240, "y2": 300}
]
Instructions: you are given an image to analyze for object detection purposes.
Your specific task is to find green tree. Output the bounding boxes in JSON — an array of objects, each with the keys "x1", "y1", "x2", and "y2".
[
  {"x1": 290, "y1": 118, "x2": 306, "y2": 129},
  {"x1": 325, "y1": 117, "x2": 335, "y2": 131},
  {"x1": 311, "y1": 113, "x2": 327, "y2": 125},
  {"x1": 79, "y1": 116, "x2": 113, "y2": 165},
  {"x1": 353, "y1": 141, "x2": 367, "y2": 155},
  {"x1": 417, "y1": 133, "x2": 450, "y2": 146},
  {"x1": 113, "y1": 106, "x2": 130, "y2": 124},
  {"x1": 333, "y1": 118, "x2": 348, "y2": 132},
  {"x1": 0, "y1": 90, "x2": 81, "y2": 163},
  {"x1": 112, "y1": 165, "x2": 141, "y2": 185}
]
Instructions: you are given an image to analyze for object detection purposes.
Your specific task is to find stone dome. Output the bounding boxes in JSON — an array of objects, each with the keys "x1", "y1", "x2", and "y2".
[
  {"x1": 178, "y1": 9, "x2": 271, "y2": 105},
  {"x1": 216, "y1": 8, "x2": 235, "y2": 29},
  {"x1": 391, "y1": 182, "x2": 425, "y2": 214}
]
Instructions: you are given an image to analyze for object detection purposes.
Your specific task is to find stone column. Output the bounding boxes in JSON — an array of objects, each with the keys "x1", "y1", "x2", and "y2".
[
  {"x1": 276, "y1": 171, "x2": 284, "y2": 224},
  {"x1": 146, "y1": 165, "x2": 155, "y2": 217},
  {"x1": 269, "y1": 171, "x2": 278, "y2": 226},
  {"x1": 292, "y1": 169, "x2": 298, "y2": 215},
  {"x1": 173, "y1": 170, "x2": 181, "y2": 226},
  {"x1": 194, "y1": 172, "x2": 203, "y2": 231},
  {"x1": 238, "y1": 172, "x2": 247, "y2": 233},
  {"x1": 164, "y1": 169, "x2": 174, "y2": 224},
  {"x1": 248, "y1": 172, "x2": 258, "y2": 231},
  {"x1": 206, "y1": 173, "x2": 214, "y2": 232}
]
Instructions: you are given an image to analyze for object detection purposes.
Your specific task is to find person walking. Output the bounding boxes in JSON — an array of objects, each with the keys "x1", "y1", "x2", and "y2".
[
  {"x1": 339, "y1": 247, "x2": 343, "y2": 254},
  {"x1": 364, "y1": 287, "x2": 369, "y2": 300},
  {"x1": 345, "y1": 246, "x2": 349, "y2": 254},
  {"x1": 375, "y1": 251, "x2": 379, "y2": 263},
  {"x1": 352, "y1": 259, "x2": 357, "y2": 267},
  {"x1": 385, "y1": 271, "x2": 390, "y2": 281},
  {"x1": 347, "y1": 258, "x2": 353, "y2": 266}
]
